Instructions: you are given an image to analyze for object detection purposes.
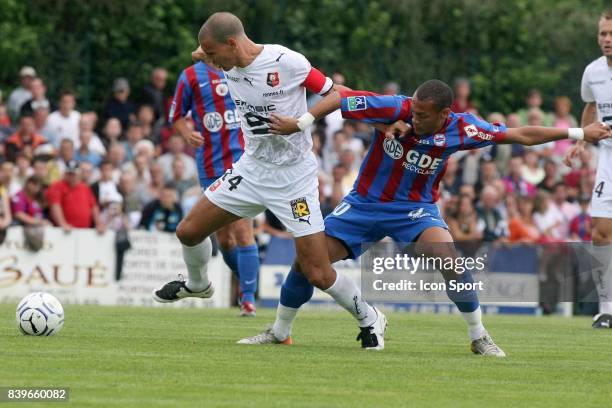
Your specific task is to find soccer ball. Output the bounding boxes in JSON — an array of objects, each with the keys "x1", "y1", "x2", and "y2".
[{"x1": 16, "y1": 292, "x2": 65, "y2": 336}]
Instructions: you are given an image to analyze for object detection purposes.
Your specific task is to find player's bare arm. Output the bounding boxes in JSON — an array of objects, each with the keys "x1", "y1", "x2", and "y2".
[
  {"x1": 563, "y1": 102, "x2": 598, "y2": 166},
  {"x1": 504, "y1": 120, "x2": 610, "y2": 146},
  {"x1": 174, "y1": 117, "x2": 204, "y2": 148}
]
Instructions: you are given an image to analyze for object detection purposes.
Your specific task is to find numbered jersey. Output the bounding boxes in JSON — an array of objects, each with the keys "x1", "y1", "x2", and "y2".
[
  {"x1": 581, "y1": 56, "x2": 612, "y2": 147},
  {"x1": 223, "y1": 44, "x2": 332, "y2": 166}
]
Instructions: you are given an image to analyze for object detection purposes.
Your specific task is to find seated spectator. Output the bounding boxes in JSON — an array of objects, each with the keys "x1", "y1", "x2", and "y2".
[
  {"x1": 118, "y1": 172, "x2": 142, "y2": 227},
  {"x1": 10, "y1": 175, "x2": 48, "y2": 226},
  {"x1": 122, "y1": 120, "x2": 144, "y2": 162},
  {"x1": 101, "y1": 118, "x2": 123, "y2": 148},
  {"x1": 104, "y1": 78, "x2": 136, "y2": 129},
  {"x1": 137, "y1": 104, "x2": 163, "y2": 145},
  {"x1": 14, "y1": 154, "x2": 32, "y2": 187},
  {"x1": 45, "y1": 160, "x2": 105, "y2": 232},
  {"x1": 76, "y1": 115, "x2": 106, "y2": 156},
  {"x1": 521, "y1": 149, "x2": 545, "y2": 185},
  {"x1": 552, "y1": 96, "x2": 578, "y2": 157},
  {"x1": 537, "y1": 159, "x2": 559, "y2": 192},
  {"x1": 108, "y1": 143, "x2": 127, "y2": 181},
  {"x1": 533, "y1": 191, "x2": 564, "y2": 242},
  {"x1": 503, "y1": 156, "x2": 536, "y2": 197},
  {"x1": 79, "y1": 161, "x2": 97, "y2": 185},
  {"x1": 440, "y1": 157, "x2": 462, "y2": 197},
  {"x1": 476, "y1": 185, "x2": 508, "y2": 243},
  {"x1": 99, "y1": 191, "x2": 129, "y2": 232},
  {"x1": 31, "y1": 155, "x2": 53, "y2": 188},
  {"x1": 20, "y1": 77, "x2": 56, "y2": 116},
  {"x1": 139, "y1": 183, "x2": 183, "y2": 232},
  {"x1": 46, "y1": 90, "x2": 80, "y2": 145},
  {"x1": 0, "y1": 160, "x2": 21, "y2": 196},
  {"x1": 55, "y1": 138, "x2": 75, "y2": 175},
  {"x1": 475, "y1": 160, "x2": 500, "y2": 194},
  {"x1": 451, "y1": 77, "x2": 474, "y2": 113},
  {"x1": 90, "y1": 160, "x2": 120, "y2": 205},
  {"x1": 157, "y1": 134, "x2": 197, "y2": 181},
  {"x1": 123, "y1": 152, "x2": 152, "y2": 189},
  {"x1": 339, "y1": 148, "x2": 358, "y2": 193},
  {"x1": 140, "y1": 67, "x2": 168, "y2": 121},
  {"x1": 33, "y1": 106, "x2": 60, "y2": 148},
  {"x1": 171, "y1": 157, "x2": 196, "y2": 199},
  {"x1": 5, "y1": 113, "x2": 47, "y2": 162},
  {"x1": 447, "y1": 195, "x2": 483, "y2": 242},
  {"x1": 569, "y1": 195, "x2": 592, "y2": 242},
  {"x1": 508, "y1": 195, "x2": 541, "y2": 243},
  {"x1": 74, "y1": 124, "x2": 102, "y2": 166},
  {"x1": 7, "y1": 66, "x2": 35, "y2": 121},
  {"x1": 550, "y1": 182, "x2": 579, "y2": 238}
]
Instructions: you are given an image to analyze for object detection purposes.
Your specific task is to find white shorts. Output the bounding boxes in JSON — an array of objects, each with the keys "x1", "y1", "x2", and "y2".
[
  {"x1": 205, "y1": 153, "x2": 324, "y2": 237},
  {"x1": 592, "y1": 145, "x2": 612, "y2": 218}
]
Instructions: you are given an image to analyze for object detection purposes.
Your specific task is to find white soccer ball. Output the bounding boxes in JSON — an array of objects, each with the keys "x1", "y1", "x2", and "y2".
[{"x1": 16, "y1": 292, "x2": 65, "y2": 336}]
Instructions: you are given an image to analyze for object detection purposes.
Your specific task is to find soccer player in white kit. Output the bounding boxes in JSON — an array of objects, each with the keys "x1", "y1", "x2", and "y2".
[
  {"x1": 565, "y1": 10, "x2": 612, "y2": 328},
  {"x1": 154, "y1": 12, "x2": 387, "y2": 348}
]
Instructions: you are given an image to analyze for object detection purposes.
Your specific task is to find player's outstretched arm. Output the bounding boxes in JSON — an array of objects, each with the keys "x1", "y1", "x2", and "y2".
[
  {"x1": 269, "y1": 87, "x2": 348, "y2": 135},
  {"x1": 504, "y1": 121, "x2": 610, "y2": 146}
]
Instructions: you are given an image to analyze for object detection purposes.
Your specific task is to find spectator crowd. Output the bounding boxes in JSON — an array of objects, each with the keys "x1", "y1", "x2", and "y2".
[{"x1": 0, "y1": 67, "x2": 599, "y2": 255}]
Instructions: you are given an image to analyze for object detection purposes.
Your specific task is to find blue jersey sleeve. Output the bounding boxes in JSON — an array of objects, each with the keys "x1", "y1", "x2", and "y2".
[
  {"x1": 168, "y1": 71, "x2": 192, "y2": 124},
  {"x1": 458, "y1": 113, "x2": 507, "y2": 150},
  {"x1": 340, "y1": 90, "x2": 411, "y2": 124}
]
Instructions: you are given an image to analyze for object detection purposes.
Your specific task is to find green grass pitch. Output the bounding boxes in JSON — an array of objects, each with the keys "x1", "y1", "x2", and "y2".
[{"x1": 1, "y1": 304, "x2": 611, "y2": 407}]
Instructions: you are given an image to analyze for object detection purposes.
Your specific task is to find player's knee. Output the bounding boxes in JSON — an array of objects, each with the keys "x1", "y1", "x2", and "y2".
[
  {"x1": 176, "y1": 220, "x2": 204, "y2": 247},
  {"x1": 301, "y1": 263, "x2": 335, "y2": 289}
]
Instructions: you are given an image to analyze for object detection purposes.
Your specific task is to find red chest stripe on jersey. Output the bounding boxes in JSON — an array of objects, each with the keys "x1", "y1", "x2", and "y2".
[
  {"x1": 356, "y1": 132, "x2": 385, "y2": 197},
  {"x1": 171, "y1": 79, "x2": 185, "y2": 123},
  {"x1": 206, "y1": 68, "x2": 233, "y2": 171},
  {"x1": 430, "y1": 159, "x2": 448, "y2": 202},
  {"x1": 380, "y1": 137, "x2": 418, "y2": 202},
  {"x1": 302, "y1": 68, "x2": 327, "y2": 94},
  {"x1": 457, "y1": 117, "x2": 466, "y2": 146},
  {"x1": 185, "y1": 66, "x2": 215, "y2": 178}
]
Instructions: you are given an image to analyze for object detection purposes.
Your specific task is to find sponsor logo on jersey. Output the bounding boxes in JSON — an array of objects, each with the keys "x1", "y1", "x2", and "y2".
[
  {"x1": 464, "y1": 124, "x2": 479, "y2": 138},
  {"x1": 434, "y1": 133, "x2": 445, "y2": 146},
  {"x1": 263, "y1": 89, "x2": 285, "y2": 97},
  {"x1": 597, "y1": 102, "x2": 612, "y2": 112},
  {"x1": 267, "y1": 72, "x2": 280, "y2": 87},
  {"x1": 290, "y1": 197, "x2": 311, "y2": 219},
  {"x1": 215, "y1": 83, "x2": 229, "y2": 96},
  {"x1": 383, "y1": 138, "x2": 404, "y2": 159},
  {"x1": 202, "y1": 110, "x2": 241, "y2": 132},
  {"x1": 402, "y1": 150, "x2": 443, "y2": 175},
  {"x1": 347, "y1": 96, "x2": 367, "y2": 111},
  {"x1": 226, "y1": 74, "x2": 240, "y2": 82},
  {"x1": 234, "y1": 99, "x2": 276, "y2": 113}
]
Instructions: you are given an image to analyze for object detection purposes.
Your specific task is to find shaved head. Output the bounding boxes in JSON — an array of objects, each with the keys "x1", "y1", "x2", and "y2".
[{"x1": 199, "y1": 12, "x2": 245, "y2": 44}]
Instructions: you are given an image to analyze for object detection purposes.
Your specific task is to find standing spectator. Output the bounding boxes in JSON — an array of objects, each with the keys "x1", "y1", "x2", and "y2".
[
  {"x1": 45, "y1": 160, "x2": 104, "y2": 232},
  {"x1": 137, "y1": 104, "x2": 163, "y2": 145},
  {"x1": 140, "y1": 68, "x2": 168, "y2": 121},
  {"x1": 139, "y1": 183, "x2": 183, "y2": 232},
  {"x1": 4, "y1": 114, "x2": 47, "y2": 162},
  {"x1": 104, "y1": 78, "x2": 137, "y2": 129},
  {"x1": 20, "y1": 77, "x2": 55, "y2": 116},
  {"x1": 46, "y1": 90, "x2": 80, "y2": 145},
  {"x1": 33, "y1": 106, "x2": 59, "y2": 148},
  {"x1": 1, "y1": 160, "x2": 22, "y2": 197},
  {"x1": 451, "y1": 77, "x2": 474, "y2": 113},
  {"x1": 517, "y1": 88, "x2": 553, "y2": 126},
  {"x1": 157, "y1": 134, "x2": 197, "y2": 181},
  {"x1": 90, "y1": 160, "x2": 120, "y2": 205},
  {"x1": 569, "y1": 196, "x2": 592, "y2": 242},
  {"x1": 382, "y1": 81, "x2": 400, "y2": 95},
  {"x1": 10, "y1": 175, "x2": 48, "y2": 226},
  {"x1": 7, "y1": 66, "x2": 36, "y2": 121},
  {"x1": 476, "y1": 185, "x2": 507, "y2": 243}
]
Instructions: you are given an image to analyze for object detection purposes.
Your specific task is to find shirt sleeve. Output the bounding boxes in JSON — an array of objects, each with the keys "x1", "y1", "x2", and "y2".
[
  {"x1": 459, "y1": 113, "x2": 507, "y2": 151},
  {"x1": 580, "y1": 67, "x2": 595, "y2": 103},
  {"x1": 45, "y1": 184, "x2": 62, "y2": 206},
  {"x1": 339, "y1": 90, "x2": 411, "y2": 124},
  {"x1": 10, "y1": 193, "x2": 26, "y2": 215},
  {"x1": 168, "y1": 71, "x2": 192, "y2": 124},
  {"x1": 281, "y1": 49, "x2": 333, "y2": 95}
]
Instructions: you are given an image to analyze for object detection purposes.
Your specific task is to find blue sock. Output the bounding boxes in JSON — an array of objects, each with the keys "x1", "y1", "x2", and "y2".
[
  {"x1": 446, "y1": 271, "x2": 479, "y2": 313},
  {"x1": 280, "y1": 265, "x2": 314, "y2": 308},
  {"x1": 237, "y1": 244, "x2": 260, "y2": 304},
  {"x1": 221, "y1": 247, "x2": 238, "y2": 278}
]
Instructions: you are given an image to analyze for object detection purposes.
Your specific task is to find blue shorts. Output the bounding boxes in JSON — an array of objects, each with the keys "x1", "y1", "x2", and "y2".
[{"x1": 324, "y1": 191, "x2": 449, "y2": 259}]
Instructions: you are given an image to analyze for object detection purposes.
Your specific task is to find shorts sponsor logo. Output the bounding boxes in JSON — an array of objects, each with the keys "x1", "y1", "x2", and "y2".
[
  {"x1": 332, "y1": 202, "x2": 351, "y2": 216},
  {"x1": 203, "y1": 112, "x2": 223, "y2": 132},
  {"x1": 347, "y1": 96, "x2": 367, "y2": 111},
  {"x1": 407, "y1": 208, "x2": 431, "y2": 220},
  {"x1": 267, "y1": 72, "x2": 280, "y2": 87},
  {"x1": 383, "y1": 138, "x2": 404, "y2": 159},
  {"x1": 434, "y1": 133, "x2": 445, "y2": 146},
  {"x1": 215, "y1": 83, "x2": 229, "y2": 96},
  {"x1": 290, "y1": 197, "x2": 311, "y2": 219}
]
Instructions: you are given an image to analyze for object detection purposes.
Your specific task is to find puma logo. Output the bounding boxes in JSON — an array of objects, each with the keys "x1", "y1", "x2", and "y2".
[{"x1": 298, "y1": 216, "x2": 311, "y2": 226}]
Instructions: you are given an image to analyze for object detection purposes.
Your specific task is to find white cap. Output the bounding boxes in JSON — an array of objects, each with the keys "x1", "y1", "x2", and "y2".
[{"x1": 19, "y1": 66, "x2": 37, "y2": 77}]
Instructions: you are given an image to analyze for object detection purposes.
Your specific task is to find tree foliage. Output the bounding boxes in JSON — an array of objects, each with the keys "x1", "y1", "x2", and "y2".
[{"x1": 0, "y1": 0, "x2": 607, "y2": 115}]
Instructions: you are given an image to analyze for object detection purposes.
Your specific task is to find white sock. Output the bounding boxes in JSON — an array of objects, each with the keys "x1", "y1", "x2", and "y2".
[
  {"x1": 272, "y1": 304, "x2": 298, "y2": 341},
  {"x1": 591, "y1": 244, "x2": 612, "y2": 315},
  {"x1": 324, "y1": 272, "x2": 377, "y2": 327},
  {"x1": 182, "y1": 238, "x2": 212, "y2": 292},
  {"x1": 462, "y1": 307, "x2": 486, "y2": 341}
]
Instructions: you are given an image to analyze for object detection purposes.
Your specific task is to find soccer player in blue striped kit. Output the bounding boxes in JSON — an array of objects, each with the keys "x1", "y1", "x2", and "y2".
[
  {"x1": 153, "y1": 54, "x2": 260, "y2": 316},
  {"x1": 239, "y1": 79, "x2": 611, "y2": 354}
]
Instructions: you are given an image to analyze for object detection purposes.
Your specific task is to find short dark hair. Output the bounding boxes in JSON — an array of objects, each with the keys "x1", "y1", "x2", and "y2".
[
  {"x1": 415, "y1": 79, "x2": 454, "y2": 111},
  {"x1": 19, "y1": 112, "x2": 35, "y2": 121},
  {"x1": 199, "y1": 12, "x2": 245, "y2": 43},
  {"x1": 59, "y1": 89, "x2": 76, "y2": 99},
  {"x1": 163, "y1": 182, "x2": 177, "y2": 191}
]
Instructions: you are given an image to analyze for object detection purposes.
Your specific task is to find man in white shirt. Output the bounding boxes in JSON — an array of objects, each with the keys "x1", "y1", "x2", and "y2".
[
  {"x1": 7, "y1": 66, "x2": 35, "y2": 122},
  {"x1": 153, "y1": 12, "x2": 386, "y2": 350},
  {"x1": 46, "y1": 90, "x2": 81, "y2": 146}
]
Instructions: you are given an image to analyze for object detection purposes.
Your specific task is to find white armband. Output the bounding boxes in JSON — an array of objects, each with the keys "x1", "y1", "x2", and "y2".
[
  {"x1": 568, "y1": 128, "x2": 584, "y2": 141},
  {"x1": 297, "y1": 112, "x2": 315, "y2": 131}
]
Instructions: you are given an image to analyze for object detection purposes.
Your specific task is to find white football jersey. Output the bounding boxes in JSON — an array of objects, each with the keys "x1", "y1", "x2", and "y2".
[
  {"x1": 581, "y1": 56, "x2": 612, "y2": 147},
  {"x1": 224, "y1": 44, "x2": 332, "y2": 166}
]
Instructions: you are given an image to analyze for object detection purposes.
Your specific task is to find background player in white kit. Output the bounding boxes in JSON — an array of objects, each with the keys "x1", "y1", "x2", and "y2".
[
  {"x1": 154, "y1": 12, "x2": 387, "y2": 349},
  {"x1": 565, "y1": 10, "x2": 612, "y2": 328}
]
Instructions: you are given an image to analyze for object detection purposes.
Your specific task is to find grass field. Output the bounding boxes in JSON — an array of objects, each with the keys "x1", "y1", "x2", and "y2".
[{"x1": 1, "y1": 304, "x2": 611, "y2": 407}]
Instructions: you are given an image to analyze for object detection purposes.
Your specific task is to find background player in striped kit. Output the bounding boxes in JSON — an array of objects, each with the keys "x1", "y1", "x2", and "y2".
[
  {"x1": 243, "y1": 79, "x2": 611, "y2": 355},
  {"x1": 156, "y1": 53, "x2": 260, "y2": 317}
]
